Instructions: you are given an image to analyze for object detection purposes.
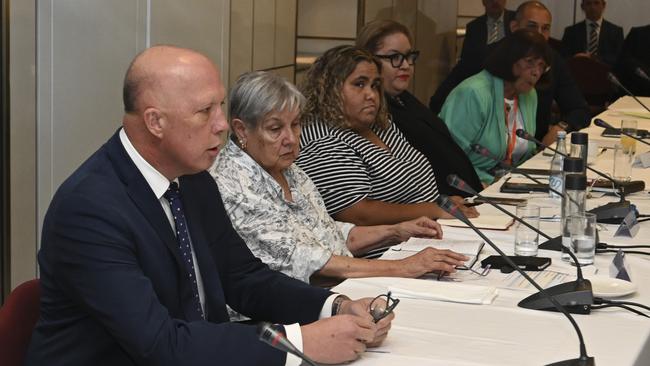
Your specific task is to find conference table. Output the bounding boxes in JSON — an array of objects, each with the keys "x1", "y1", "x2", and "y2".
[{"x1": 333, "y1": 97, "x2": 650, "y2": 366}]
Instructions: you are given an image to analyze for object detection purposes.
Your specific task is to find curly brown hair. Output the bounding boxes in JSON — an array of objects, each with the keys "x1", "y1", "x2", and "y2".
[{"x1": 300, "y1": 45, "x2": 389, "y2": 130}]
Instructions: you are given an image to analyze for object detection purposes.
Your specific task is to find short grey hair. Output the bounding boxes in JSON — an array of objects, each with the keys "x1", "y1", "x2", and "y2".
[{"x1": 229, "y1": 71, "x2": 305, "y2": 129}]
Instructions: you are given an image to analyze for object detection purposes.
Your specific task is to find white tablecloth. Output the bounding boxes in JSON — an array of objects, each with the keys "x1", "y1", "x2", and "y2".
[{"x1": 332, "y1": 98, "x2": 650, "y2": 366}]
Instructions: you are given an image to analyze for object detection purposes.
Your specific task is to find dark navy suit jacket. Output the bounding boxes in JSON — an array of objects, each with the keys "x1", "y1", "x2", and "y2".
[
  {"x1": 561, "y1": 19, "x2": 624, "y2": 67},
  {"x1": 26, "y1": 131, "x2": 331, "y2": 366},
  {"x1": 615, "y1": 25, "x2": 650, "y2": 96},
  {"x1": 459, "y1": 10, "x2": 516, "y2": 63}
]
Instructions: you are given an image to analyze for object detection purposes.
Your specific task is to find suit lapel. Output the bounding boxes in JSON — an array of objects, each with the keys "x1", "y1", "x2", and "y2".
[{"x1": 105, "y1": 131, "x2": 184, "y2": 269}]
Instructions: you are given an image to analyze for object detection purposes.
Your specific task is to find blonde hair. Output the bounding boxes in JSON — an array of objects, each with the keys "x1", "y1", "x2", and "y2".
[{"x1": 300, "y1": 45, "x2": 389, "y2": 130}]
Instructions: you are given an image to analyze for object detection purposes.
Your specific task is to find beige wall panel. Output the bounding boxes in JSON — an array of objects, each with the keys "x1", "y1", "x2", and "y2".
[
  {"x1": 298, "y1": 0, "x2": 357, "y2": 38},
  {"x1": 37, "y1": 0, "x2": 148, "y2": 249},
  {"x1": 364, "y1": 0, "x2": 394, "y2": 24},
  {"x1": 267, "y1": 66, "x2": 296, "y2": 84},
  {"x1": 274, "y1": 0, "x2": 297, "y2": 67},
  {"x1": 413, "y1": 0, "x2": 458, "y2": 104},
  {"x1": 230, "y1": 0, "x2": 254, "y2": 84},
  {"x1": 9, "y1": 0, "x2": 37, "y2": 288},
  {"x1": 150, "y1": 0, "x2": 230, "y2": 83},
  {"x1": 458, "y1": 0, "x2": 483, "y2": 17},
  {"x1": 253, "y1": 0, "x2": 276, "y2": 70},
  {"x1": 392, "y1": 0, "x2": 417, "y2": 31}
]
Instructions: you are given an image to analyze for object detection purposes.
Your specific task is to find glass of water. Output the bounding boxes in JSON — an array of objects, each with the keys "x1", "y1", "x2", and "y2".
[
  {"x1": 613, "y1": 143, "x2": 634, "y2": 181},
  {"x1": 514, "y1": 204, "x2": 540, "y2": 256},
  {"x1": 568, "y1": 213, "x2": 597, "y2": 266}
]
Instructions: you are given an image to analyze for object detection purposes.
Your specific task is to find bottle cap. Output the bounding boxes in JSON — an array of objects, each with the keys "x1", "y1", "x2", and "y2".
[
  {"x1": 563, "y1": 157, "x2": 584, "y2": 173},
  {"x1": 565, "y1": 173, "x2": 587, "y2": 190},
  {"x1": 571, "y1": 132, "x2": 588, "y2": 145},
  {"x1": 557, "y1": 130, "x2": 567, "y2": 138}
]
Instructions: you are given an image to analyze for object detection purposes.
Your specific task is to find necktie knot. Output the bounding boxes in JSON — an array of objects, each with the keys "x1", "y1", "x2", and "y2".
[{"x1": 164, "y1": 182, "x2": 181, "y2": 201}]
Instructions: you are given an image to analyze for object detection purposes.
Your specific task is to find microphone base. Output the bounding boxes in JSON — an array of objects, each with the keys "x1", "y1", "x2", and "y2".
[
  {"x1": 546, "y1": 356, "x2": 595, "y2": 366},
  {"x1": 539, "y1": 235, "x2": 563, "y2": 251},
  {"x1": 588, "y1": 200, "x2": 632, "y2": 224},
  {"x1": 518, "y1": 280, "x2": 593, "y2": 314}
]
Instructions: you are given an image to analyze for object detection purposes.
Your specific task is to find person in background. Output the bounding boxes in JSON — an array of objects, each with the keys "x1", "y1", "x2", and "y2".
[
  {"x1": 561, "y1": 0, "x2": 623, "y2": 67},
  {"x1": 615, "y1": 24, "x2": 650, "y2": 96},
  {"x1": 356, "y1": 19, "x2": 483, "y2": 196},
  {"x1": 213, "y1": 71, "x2": 468, "y2": 282},
  {"x1": 430, "y1": 1, "x2": 590, "y2": 147},
  {"x1": 439, "y1": 30, "x2": 552, "y2": 184},
  {"x1": 296, "y1": 46, "x2": 478, "y2": 227},
  {"x1": 460, "y1": 0, "x2": 516, "y2": 75},
  {"x1": 26, "y1": 45, "x2": 392, "y2": 366}
]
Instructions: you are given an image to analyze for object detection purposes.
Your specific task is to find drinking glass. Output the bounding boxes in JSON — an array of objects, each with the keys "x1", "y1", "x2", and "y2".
[
  {"x1": 568, "y1": 213, "x2": 597, "y2": 266},
  {"x1": 514, "y1": 205, "x2": 540, "y2": 256}
]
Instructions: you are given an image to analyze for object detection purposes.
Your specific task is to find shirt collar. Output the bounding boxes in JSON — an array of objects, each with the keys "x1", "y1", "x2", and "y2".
[
  {"x1": 487, "y1": 12, "x2": 505, "y2": 24},
  {"x1": 119, "y1": 128, "x2": 175, "y2": 200},
  {"x1": 588, "y1": 18, "x2": 603, "y2": 28}
]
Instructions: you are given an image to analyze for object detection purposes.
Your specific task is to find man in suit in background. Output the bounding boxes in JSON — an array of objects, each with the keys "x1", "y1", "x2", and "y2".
[
  {"x1": 615, "y1": 24, "x2": 650, "y2": 96},
  {"x1": 430, "y1": 1, "x2": 590, "y2": 147},
  {"x1": 561, "y1": 0, "x2": 623, "y2": 67},
  {"x1": 459, "y1": 0, "x2": 516, "y2": 63},
  {"x1": 26, "y1": 45, "x2": 392, "y2": 366}
]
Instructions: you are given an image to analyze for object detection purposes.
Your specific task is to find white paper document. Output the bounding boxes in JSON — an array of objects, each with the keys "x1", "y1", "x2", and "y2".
[
  {"x1": 392, "y1": 238, "x2": 485, "y2": 269},
  {"x1": 387, "y1": 277, "x2": 498, "y2": 305}
]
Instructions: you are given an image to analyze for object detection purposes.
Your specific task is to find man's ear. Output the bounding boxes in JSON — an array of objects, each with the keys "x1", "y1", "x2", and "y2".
[
  {"x1": 143, "y1": 107, "x2": 165, "y2": 139},
  {"x1": 509, "y1": 20, "x2": 518, "y2": 33}
]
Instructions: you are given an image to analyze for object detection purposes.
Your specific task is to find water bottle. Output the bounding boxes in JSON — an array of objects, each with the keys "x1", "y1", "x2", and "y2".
[
  {"x1": 570, "y1": 132, "x2": 588, "y2": 174},
  {"x1": 561, "y1": 174, "x2": 587, "y2": 261},
  {"x1": 549, "y1": 131, "x2": 567, "y2": 199}
]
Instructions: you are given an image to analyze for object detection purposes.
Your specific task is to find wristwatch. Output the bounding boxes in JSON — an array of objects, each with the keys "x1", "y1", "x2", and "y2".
[{"x1": 331, "y1": 295, "x2": 350, "y2": 316}]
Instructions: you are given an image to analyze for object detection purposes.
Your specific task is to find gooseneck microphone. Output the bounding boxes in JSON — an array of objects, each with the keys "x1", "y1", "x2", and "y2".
[
  {"x1": 447, "y1": 174, "x2": 552, "y2": 241},
  {"x1": 593, "y1": 118, "x2": 650, "y2": 147},
  {"x1": 447, "y1": 174, "x2": 588, "y2": 283},
  {"x1": 469, "y1": 143, "x2": 571, "y2": 202},
  {"x1": 607, "y1": 72, "x2": 650, "y2": 114},
  {"x1": 437, "y1": 195, "x2": 594, "y2": 366},
  {"x1": 516, "y1": 129, "x2": 635, "y2": 224},
  {"x1": 636, "y1": 67, "x2": 650, "y2": 82},
  {"x1": 257, "y1": 322, "x2": 319, "y2": 366}
]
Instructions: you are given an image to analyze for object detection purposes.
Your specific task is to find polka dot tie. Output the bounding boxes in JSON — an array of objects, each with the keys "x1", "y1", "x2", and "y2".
[{"x1": 163, "y1": 182, "x2": 205, "y2": 320}]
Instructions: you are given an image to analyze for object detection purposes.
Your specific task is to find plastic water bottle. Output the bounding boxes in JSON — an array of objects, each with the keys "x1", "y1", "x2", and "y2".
[
  {"x1": 549, "y1": 131, "x2": 567, "y2": 199},
  {"x1": 561, "y1": 174, "x2": 587, "y2": 261}
]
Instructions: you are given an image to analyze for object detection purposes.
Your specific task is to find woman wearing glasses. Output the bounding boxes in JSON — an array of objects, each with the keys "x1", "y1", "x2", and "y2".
[
  {"x1": 356, "y1": 20, "x2": 483, "y2": 196},
  {"x1": 296, "y1": 45, "x2": 478, "y2": 236},
  {"x1": 439, "y1": 29, "x2": 552, "y2": 184}
]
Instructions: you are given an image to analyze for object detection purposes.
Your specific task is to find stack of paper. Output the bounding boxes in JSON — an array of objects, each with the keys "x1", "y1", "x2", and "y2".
[
  {"x1": 388, "y1": 277, "x2": 498, "y2": 305},
  {"x1": 439, "y1": 215, "x2": 514, "y2": 231}
]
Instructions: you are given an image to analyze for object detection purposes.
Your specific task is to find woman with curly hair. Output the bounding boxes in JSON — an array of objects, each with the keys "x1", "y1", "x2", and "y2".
[{"x1": 296, "y1": 45, "x2": 478, "y2": 234}]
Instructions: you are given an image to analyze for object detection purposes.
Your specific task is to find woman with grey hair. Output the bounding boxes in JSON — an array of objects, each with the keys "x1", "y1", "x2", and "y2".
[{"x1": 210, "y1": 71, "x2": 468, "y2": 284}]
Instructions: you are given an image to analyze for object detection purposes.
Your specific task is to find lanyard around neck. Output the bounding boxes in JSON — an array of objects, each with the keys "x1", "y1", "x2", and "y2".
[{"x1": 504, "y1": 96, "x2": 518, "y2": 165}]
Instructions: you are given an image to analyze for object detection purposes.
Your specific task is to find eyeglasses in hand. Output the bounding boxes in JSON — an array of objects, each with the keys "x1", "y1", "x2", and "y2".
[
  {"x1": 369, "y1": 291, "x2": 400, "y2": 323},
  {"x1": 374, "y1": 50, "x2": 420, "y2": 68}
]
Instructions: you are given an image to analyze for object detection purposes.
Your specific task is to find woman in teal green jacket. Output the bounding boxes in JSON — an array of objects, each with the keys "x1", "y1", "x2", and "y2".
[{"x1": 440, "y1": 30, "x2": 552, "y2": 184}]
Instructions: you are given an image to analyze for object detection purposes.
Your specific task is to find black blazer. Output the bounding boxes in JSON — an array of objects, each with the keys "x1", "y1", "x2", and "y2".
[
  {"x1": 430, "y1": 39, "x2": 590, "y2": 141},
  {"x1": 460, "y1": 10, "x2": 516, "y2": 62},
  {"x1": 26, "y1": 131, "x2": 331, "y2": 366},
  {"x1": 561, "y1": 19, "x2": 624, "y2": 67},
  {"x1": 389, "y1": 91, "x2": 482, "y2": 196},
  {"x1": 615, "y1": 25, "x2": 650, "y2": 96}
]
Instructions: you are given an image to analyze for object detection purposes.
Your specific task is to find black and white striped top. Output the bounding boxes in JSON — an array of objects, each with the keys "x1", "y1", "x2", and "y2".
[{"x1": 296, "y1": 119, "x2": 440, "y2": 216}]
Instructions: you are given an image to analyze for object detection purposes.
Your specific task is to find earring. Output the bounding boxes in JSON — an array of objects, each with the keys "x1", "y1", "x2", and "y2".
[{"x1": 239, "y1": 139, "x2": 247, "y2": 149}]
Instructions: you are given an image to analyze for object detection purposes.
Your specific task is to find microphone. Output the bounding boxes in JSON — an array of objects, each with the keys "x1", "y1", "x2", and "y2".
[
  {"x1": 257, "y1": 322, "x2": 319, "y2": 366},
  {"x1": 516, "y1": 129, "x2": 635, "y2": 224},
  {"x1": 470, "y1": 143, "x2": 567, "y2": 200},
  {"x1": 593, "y1": 118, "x2": 650, "y2": 147},
  {"x1": 607, "y1": 72, "x2": 650, "y2": 114},
  {"x1": 447, "y1": 174, "x2": 553, "y2": 241},
  {"x1": 635, "y1": 67, "x2": 650, "y2": 82},
  {"x1": 437, "y1": 195, "x2": 594, "y2": 366},
  {"x1": 447, "y1": 174, "x2": 588, "y2": 277}
]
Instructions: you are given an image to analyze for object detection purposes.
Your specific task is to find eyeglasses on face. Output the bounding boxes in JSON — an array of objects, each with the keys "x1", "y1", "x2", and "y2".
[
  {"x1": 374, "y1": 50, "x2": 420, "y2": 68},
  {"x1": 369, "y1": 291, "x2": 400, "y2": 323}
]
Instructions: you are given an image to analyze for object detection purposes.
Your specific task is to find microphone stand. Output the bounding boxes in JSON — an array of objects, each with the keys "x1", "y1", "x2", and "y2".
[
  {"x1": 608, "y1": 73, "x2": 650, "y2": 114},
  {"x1": 516, "y1": 129, "x2": 633, "y2": 224},
  {"x1": 446, "y1": 175, "x2": 593, "y2": 315},
  {"x1": 594, "y1": 118, "x2": 650, "y2": 147},
  {"x1": 438, "y1": 195, "x2": 594, "y2": 366}
]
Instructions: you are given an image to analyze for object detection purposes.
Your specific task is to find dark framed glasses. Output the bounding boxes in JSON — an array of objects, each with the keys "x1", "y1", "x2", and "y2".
[
  {"x1": 375, "y1": 50, "x2": 420, "y2": 68},
  {"x1": 369, "y1": 291, "x2": 400, "y2": 323}
]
